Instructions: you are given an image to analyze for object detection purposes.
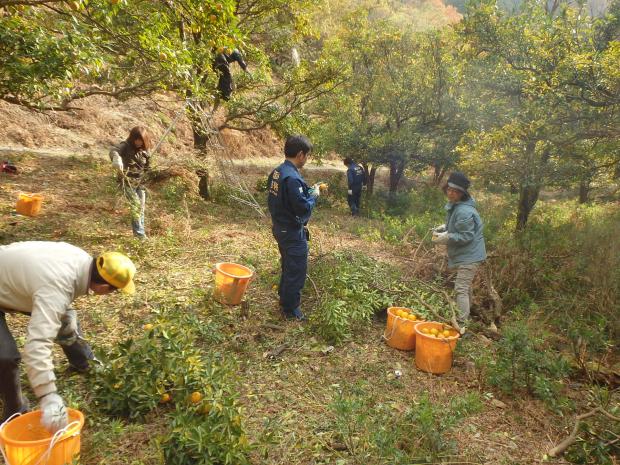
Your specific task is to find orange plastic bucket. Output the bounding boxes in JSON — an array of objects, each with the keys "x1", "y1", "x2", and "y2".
[
  {"x1": 414, "y1": 322, "x2": 460, "y2": 374},
  {"x1": 16, "y1": 193, "x2": 43, "y2": 217},
  {"x1": 0, "y1": 409, "x2": 84, "y2": 465},
  {"x1": 213, "y1": 262, "x2": 254, "y2": 305},
  {"x1": 383, "y1": 307, "x2": 424, "y2": 351}
]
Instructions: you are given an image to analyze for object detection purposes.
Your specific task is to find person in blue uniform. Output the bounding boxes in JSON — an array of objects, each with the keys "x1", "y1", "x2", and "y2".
[
  {"x1": 267, "y1": 135, "x2": 321, "y2": 320},
  {"x1": 344, "y1": 158, "x2": 366, "y2": 216}
]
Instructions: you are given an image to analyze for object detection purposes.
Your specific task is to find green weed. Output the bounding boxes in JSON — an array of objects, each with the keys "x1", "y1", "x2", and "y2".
[
  {"x1": 476, "y1": 319, "x2": 572, "y2": 411},
  {"x1": 329, "y1": 383, "x2": 483, "y2": 464}
]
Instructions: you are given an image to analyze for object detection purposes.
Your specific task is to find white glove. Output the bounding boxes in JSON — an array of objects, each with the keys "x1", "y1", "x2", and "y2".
[
  {"x1": 56, "y1": 309, "x2": 79, "y2": 346},
  {"x1": 347, "y1": 189, "x2": 353, "y2": 195},
  {"x1": 111, "y1": 153, "x2": 124, "y2": 172},
  {"x1": 432, "y1": 231, "x2": 449, "y2": 245},
  {"x1": 40, "y1": 393, "x2": 68, "y2": 433},
  {"x1": 58, "y1": 309, "x2": 78, "y2": 337},
  {"x1": 309, "y1": 184, "x2": 320, "y2": 198},
  {"x1": 433, "y1": 224, "x2": 447, "y2": 233}
]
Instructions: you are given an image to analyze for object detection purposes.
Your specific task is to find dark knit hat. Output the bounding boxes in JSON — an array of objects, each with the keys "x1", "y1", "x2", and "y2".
[{"x1": 445, "y1": 171, "x2": 471, "y2": 197}]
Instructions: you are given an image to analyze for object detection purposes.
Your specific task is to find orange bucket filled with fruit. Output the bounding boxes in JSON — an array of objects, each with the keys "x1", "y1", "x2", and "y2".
[
  {"x1": 383, "y1": 307, "x2": 424, "y2": 351},
  {"x1": 414, "y1": 322, "x2": 460, "y2": 374}
]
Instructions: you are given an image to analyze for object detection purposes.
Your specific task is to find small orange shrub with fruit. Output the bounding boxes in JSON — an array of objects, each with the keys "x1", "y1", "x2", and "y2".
[{"x1": 92, "y1": 309, "x2": 250, "y2": 465}]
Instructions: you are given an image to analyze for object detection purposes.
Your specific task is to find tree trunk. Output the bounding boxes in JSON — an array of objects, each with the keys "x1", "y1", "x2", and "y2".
[
  {"x1": 362, "y1": 163, "x2": 377, "y2": 195},
  {"x1": 516, "y1": 184, "x2": 540, "y2": 231},
  {"x1": 432, "y1": 164, "x2": 448, "y2": 186},
  {"x1": 388, "y1": 159, "x2": 406, "y2": 194},
  {"x1": 196, "y1": 169, "x2": 210, "y2": 200},
  {"x1": 579, "y1": 179, "x2": 591, "y2": 204},
  {"x1": 192, "y1": 126, "x2": 210, "y2": 148},
  {"x1": 187, "y1": 103, "x2": 215, "y2": 149},
  {"x1": 515, "y1": 141, "x2": 549, "y2": 231},
  {"x1": 368, "y1": 166, "x2": 377, "y2": 195}
]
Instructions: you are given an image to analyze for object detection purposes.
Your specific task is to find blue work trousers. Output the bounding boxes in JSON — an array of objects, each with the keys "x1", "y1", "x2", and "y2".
[
  {"x1": 347, "y1": 187, "x2": 362, "y2": 216},
  {"x1": 272, "y1": 226, "x2": 308, "y2": 314}
]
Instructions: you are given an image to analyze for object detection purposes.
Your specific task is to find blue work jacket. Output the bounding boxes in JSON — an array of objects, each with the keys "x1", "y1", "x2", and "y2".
[
  {"x1": 347, "y1": 163, "x2": 366, "y2": 190},
  {"x1": 267, "y1": 160, "x2": 316, "y2": 228}
]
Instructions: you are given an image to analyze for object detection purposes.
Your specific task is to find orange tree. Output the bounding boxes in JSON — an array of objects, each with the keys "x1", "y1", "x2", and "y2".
[
  {"x1": 0, "y1": 0, "x2": 341, "y2": 146},
  {"x1": 310, "y1": 11, "x2": 465, "y2": 195},
  {"x1": 457, "y1": 0, "x2": 620, "y2": 230}
]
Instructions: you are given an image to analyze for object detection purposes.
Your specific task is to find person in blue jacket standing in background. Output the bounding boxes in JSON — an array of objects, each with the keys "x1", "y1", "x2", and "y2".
[
  {"x1": 432, "y1": 171, "x2": 486, "y2": 330},
  {"x1": 267, "y1": 135, "x2": 321, "y2": 321},
  {"x1": 344, "y1": 158, "x2": 366, "y2": 216}
]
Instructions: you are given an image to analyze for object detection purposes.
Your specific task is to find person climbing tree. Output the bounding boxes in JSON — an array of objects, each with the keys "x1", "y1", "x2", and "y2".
[
  {"x1": 212, "y1": 47, "x2": 249, "y2": 108},
  {"x1": 109, "y1": 126, "x2": 152, "y2": 239}
]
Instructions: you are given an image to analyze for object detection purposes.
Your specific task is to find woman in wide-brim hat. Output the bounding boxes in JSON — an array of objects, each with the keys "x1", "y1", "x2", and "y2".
[{"x1": 432, "y1": 171, "x2": 487, "y2": 329}]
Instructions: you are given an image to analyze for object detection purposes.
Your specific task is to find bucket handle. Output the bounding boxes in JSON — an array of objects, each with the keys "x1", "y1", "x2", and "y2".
[
  {"x1": 31, "y1": 420, "x2": 81, "y2": 465},
  {"x1": 382, "y1": 312, "x2": 404, "y2": 342},
  {"x1": 212, "y1": 267, "x2": 255, "y2": 282},
  {"x1": 0, "y1": 412, "x2": 22, "y2": 465},
  {"x1": 0, "y1": 415, "x2": 80, "y2": 465}
]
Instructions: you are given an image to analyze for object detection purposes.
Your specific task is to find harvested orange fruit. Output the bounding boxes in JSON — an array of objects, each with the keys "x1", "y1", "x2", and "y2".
[
  {"x1": 430, "y1": 328, "x2": 439, "y2": 336},
  {"x1": 408, "y1": 314, "x2": 417, "y2": 321},
  {"x1": 143, "y1": 323, "x2": 154, "y2": 331},
  {"x1": 442, "y1": 330, "x2": 451, "y2": 337},
  {"x1": 421, "y1": 328, "x2": 430, "y2": 334},
  {"x1": 160, "y1": 393, "x2": 171, "y2": 403},
  {"x1": 190, "y1": 391, "x2": 203, "y2": 404}
]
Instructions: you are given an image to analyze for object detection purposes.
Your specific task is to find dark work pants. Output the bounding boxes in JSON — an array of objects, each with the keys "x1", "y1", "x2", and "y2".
[
  {"x1": 0, "y1": 311, "x2": 94, "y2": 421},
  {"x1": 347, "y1": 187, "x2": 362, "y2": 216},
  {"x1": 273, "y1": 226, "x2": 308, "y2": 314}
]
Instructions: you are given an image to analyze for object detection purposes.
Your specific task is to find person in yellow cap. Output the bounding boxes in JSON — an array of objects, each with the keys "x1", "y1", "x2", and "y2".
[{"x1": 0, "y1": 241, "x2": 136, "y2": 432}]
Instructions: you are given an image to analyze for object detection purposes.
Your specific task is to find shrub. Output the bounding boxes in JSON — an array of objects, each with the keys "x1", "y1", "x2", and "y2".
[
  {"x1": 92, "y1": 309, "x2": 224, "y2": 419},
  {"x1": 310, "y1": 252, "x2": 391, "y2": 344},
  {"x1": 160, "y1": 386, "x2": 250, "y2": 465},
  {"x1": 92, "y1": 307, "x2": 250, "y2": 464},
  {"x1": 254, "y1": 175, "x2": 269, "y2": 193},
  {"x1": 482, "y1": 319, "x2": 571, "y2": 410},
  {"x1": 564, "y1": 387, "x2": 620, "y2": 465}
]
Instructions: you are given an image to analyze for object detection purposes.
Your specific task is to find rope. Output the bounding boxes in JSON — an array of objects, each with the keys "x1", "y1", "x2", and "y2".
[
  {"x1": 150, "y1": 101, "x2": 189, "y2": 157},
  {"x1": 0, "y1": 414, "x2": 80, "y2": 465}
]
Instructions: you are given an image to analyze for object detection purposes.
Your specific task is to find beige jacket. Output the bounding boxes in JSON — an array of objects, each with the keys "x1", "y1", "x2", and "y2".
[{"x1": 0, "y1": 242, "x2": 92, "y2": 398}]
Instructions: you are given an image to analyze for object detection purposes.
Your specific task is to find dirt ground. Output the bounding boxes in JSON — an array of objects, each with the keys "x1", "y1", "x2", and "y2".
[
  {"x1": 0, "y1": 95, "x2": 283, "y2": 161},
  {"x1": 0, "y1": 144, "x2": 584, "y2": 465}
]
